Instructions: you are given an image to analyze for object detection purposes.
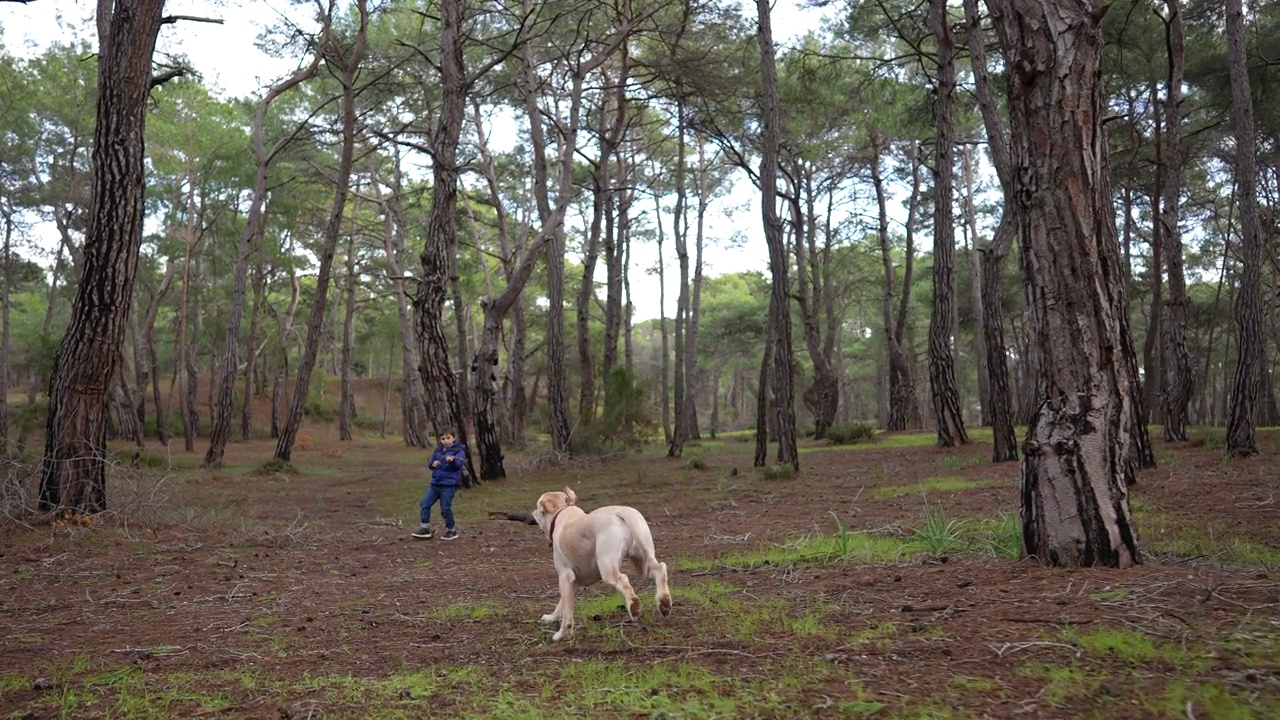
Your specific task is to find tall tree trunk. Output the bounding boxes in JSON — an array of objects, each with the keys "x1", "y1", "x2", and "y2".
[
  {"x1": 876, "y1": 136, "x2": 920, "y2": 432},
  {"x1": 241, "y1": 262, "x2": 265, "y2": 440},
  {"x1": 376, "y1": 149, "x2": 428, "y2": 447},
  {"x1": 276, "y1": 0, "x2": 367, "y2": 462},
  {"x1": 1143, "y1": 83, "x2": 1165, "y2": 429},
  {"x1": 963, "y1": 0, "x2": 1018, "y2": 461},
  {"x1": 338, "y1": 233, "x2": 357, "y2": 441},
  {"x1": 413, "y1": 0, "x2": 479, "y2": 483},
  {"x1": 0, "y1": 211, "x2": 12, "y2": 451},
  {"x1": 684, "y1": 143, "x2": 707, "y2": 442},
  {"x1": 989, "y1": 0, "x2": 1139, "y2": 568},
  {"x1": 654, "y1": 183, "x2": 672, "y2": 445},
  {"x1": 669, "y1": 100, "x2": 690, "y2": 458},
  {"x1": 756, "y1": 0, "x2": 798, "y2": 470},
  {"x1": 39, "y1": 0, "x2": 165, "y2": 514},
  {"x1": 1224, "y1": 0, "x2": 1262, "y2": 457},
  {"x1": 1160, "y1": 0, "x2": 1193, "y2": 443},
  {"x1": 928, "y1": 0, "x2": 969, "y2": 448},
  {"x1": 961, "y1": 146, "x2": 991, "y2": 427},
  {"x1": 205, "y1": 48, "x2": 323, "y2": 467}
]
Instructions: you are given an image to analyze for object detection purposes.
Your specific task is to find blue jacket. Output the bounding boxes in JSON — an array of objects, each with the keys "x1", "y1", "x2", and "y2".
[{"x1": 429, "y1": 442, "x2": 466, "y2": 486}]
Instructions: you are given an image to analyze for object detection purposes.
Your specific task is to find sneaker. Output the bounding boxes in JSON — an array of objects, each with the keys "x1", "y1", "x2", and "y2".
[
  {"x1": 442, "y1": 528, "x2": 459, "y2": 541},
  {"x1": 412, "y1": 524, "x2": 433, "y2": 539}
]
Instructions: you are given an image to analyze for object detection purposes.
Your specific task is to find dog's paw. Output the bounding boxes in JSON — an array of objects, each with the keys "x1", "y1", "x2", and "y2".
[
  {"x1": 539, "y1": 613, "x2": 558, "y2": 624},
  {"x1": 552, "y1": 628, "x2": 571, "y2": 641},
  {"x1": 628, "y1": 597, "x2": 641, "y2": 619},
  {"x1": 659, "y1": 595, "x2": 672, "y2": 617}
]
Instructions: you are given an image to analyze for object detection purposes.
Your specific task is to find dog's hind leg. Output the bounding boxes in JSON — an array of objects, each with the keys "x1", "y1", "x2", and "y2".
[
  {"x1": 551, "y1": 570, "x2": 577, "y2": 641},
  {"x1": 650, "y1": 559, "x2": 672, "y2": 617},
  {"x1": 599, "y1": 554, "x2": 641, "y2": 620}
]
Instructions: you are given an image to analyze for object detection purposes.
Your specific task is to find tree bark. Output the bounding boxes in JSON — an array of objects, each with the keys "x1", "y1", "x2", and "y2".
[
  {"x1": 275, "y1": 0, "x2": 366, "y2": 462},
  {"x1": 928, "y1": 0, "x2": 969, "y2": 449},
  {"x1": 1159, "y1": 0, "x2": 1193, "y2": 442},
  {"x1": 338, "y1": 232, "x2": 357, "y2": 441},
  {"x1": 873, "y1": 135, "x2": 916, "y2": 432},
  {"x1": 989, "y1": 0, "x2": 1139, "y2": 568},
  {"x1": 1224, "y1": 0, "x2": 1262, "y2": 457},
  {"x1": 205, "y1": 44, "x2": 324, "y2": 467},
  {"x1": 963, "y1": 0, "x2": 1018, "y2": 461},
  {"x1": 39, "y1": 0, "x2": 165, "y2": 514},
  {"x1": 756, "y1": 0, "x2": 798, "y2": 470}
]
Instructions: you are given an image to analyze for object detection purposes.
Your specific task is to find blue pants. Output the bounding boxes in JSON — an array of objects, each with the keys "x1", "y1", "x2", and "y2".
[{"x1": 420, "y1": 484, "x2": 457, "y2": 529}]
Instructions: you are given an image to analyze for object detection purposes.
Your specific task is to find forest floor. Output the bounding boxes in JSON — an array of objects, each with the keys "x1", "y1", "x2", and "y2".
[{"x1": 1, "y1": 425, "x2": 1279, "y2": 719}]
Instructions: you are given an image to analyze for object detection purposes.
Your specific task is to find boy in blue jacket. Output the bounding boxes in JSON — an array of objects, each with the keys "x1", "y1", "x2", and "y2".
[{"x1": 413, "y1": 431, "x2": 465, "y2": 540}]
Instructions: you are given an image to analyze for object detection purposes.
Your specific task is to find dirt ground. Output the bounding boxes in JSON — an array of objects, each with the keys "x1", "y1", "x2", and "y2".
[{"x1": 1, "y1": 427, "x2": 1278, "y2": 719}]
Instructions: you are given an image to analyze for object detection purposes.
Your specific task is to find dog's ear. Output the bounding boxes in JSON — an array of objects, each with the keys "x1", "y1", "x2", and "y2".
[
  {"x1": 537, "y1": 494, "x2": 555, "y2": 515},
  {"x1": 564, "y1": 487, "x2": 577, "y2": 506}
]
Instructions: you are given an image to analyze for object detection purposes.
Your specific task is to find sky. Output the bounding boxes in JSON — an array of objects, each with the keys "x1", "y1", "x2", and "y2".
[{"x1": 1, "y1": 0, "x2": 835, "y2": 322}]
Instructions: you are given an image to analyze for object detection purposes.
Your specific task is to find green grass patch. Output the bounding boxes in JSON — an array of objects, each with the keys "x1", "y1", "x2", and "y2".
[
  {"x1": 430, "y1": 602, "x2": 506, "y2": 622},
  {"x1": 871, "y1": 476, "x2": 995, "y2": 500}
]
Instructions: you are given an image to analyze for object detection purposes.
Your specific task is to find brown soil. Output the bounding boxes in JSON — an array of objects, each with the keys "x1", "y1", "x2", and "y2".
[{"x1": 1, "y1": 427, "x2": 1278, "y2": 719}]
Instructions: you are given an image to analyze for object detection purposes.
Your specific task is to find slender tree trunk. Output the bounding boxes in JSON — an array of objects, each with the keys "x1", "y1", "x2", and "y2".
[
  {"x1": 1160, "y1": 0, "x2": 1193, "y2": 442},
  {"x1": 205, "y1": 48, "x2": 323, "y2": 467},
  {"x1": 958, "y1": 148, "x2": 990, "y2": 427},
  {"x1": 241, "y1": 262, "x2": 265, "y2": 440},
  {"x1": 963, "y1": 0, "x2": 1018, "y2": 461},
  {"x1": 276, "y1": 1, "x2": 367, "y2": 462},
  {"x1": 39, "y1": 0, "x2": 165, "y2": 514},
  {"x1": 0, "y1": 211, "x2": 12, "y2": 451},
  {"x1": 989, "y1": 0, "x2": 1139, "y2": 567},
  {"x1": 669, "y1": 101, "x2": 690, "y2": 458},
  {"x1": 756, "y1": 0, "x2": 798, "y2": 470},
  {"x1": 338, "y1": 233, "x2": 357, "y2": 441},
  {"x1": 654, "y1": 184, "x2": 672, "y2": 445},
  {"x1": 1225, "y1": 0, "x2": 1262, "y2": 457},
  {"x1": 875, "y1": 135, "x2": 918, "y2": 432},
  {"x1": 928, "y1": 0, "x2": 968, "y2": 448},
  {"x1": 684, "y1": 143, "x2": 707, "y2": 442}
]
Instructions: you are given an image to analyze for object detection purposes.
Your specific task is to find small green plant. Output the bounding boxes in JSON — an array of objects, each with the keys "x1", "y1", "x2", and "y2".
[
  {"x1": 761, "y1": 463, "x2": 796, "y2": 480},
  {"x1": 256, "y1": 458, "x2": 299, "y2": 475},
  {"x1": 908, "y1": 503, "x2": 970, "y2": 555},
  {"x1": 975, "y1": 512, "x2": 1022, "y2": 559},
  {"x1": 685, "y1": 451, "x2": 707, "y2": 470},
  {"x1": 827, "y1": 422, "x2": 877, "y2": 444}
]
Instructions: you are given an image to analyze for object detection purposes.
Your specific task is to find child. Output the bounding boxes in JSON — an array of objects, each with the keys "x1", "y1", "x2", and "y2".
[{"x1": 413, "y1": 431, "x2": 466, "y2": 540}]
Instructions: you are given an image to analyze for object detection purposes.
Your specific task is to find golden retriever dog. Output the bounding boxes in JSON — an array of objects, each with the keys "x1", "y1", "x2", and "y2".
[{"x1": 530, "y1": 487, "x2": 672, "y2": 641}]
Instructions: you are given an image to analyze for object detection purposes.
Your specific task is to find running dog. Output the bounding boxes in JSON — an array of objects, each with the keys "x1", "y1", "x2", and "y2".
[{"x1": 529, "y1": 487, "x2": 672, "y2": 641}]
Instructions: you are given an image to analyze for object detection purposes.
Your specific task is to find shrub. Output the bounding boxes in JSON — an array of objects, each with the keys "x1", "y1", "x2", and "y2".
[
  {"x1": 685, "y1": 452, "x2": 707, "y2": 471},
  {"x1": 761, "y1": 463, "x2": 795, "y2": 480},
  {"x1": 826, "y1": 422, "x2": 877, "y2": 444}
]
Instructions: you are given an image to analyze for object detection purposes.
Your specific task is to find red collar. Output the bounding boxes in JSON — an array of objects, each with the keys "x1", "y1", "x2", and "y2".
[{"x1": 548, "y1": 508, "x2": 565, "y2": 547}]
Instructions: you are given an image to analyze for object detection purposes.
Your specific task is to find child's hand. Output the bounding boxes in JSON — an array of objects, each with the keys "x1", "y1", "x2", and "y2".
[
  {"x1": 445, "y1": 455, "x2": 455, "y2": 462},
  {"x1": 432, "y1": 461, "x2": 441, "y2": 468}
]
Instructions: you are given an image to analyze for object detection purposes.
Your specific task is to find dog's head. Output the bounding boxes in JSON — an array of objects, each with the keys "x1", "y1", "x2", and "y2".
[{"x1": 532, "y1": 486, "x2": 577, "y2": 534}]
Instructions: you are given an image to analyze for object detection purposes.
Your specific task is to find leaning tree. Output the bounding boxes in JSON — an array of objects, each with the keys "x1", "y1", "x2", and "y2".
[
  {"x1": 988, "y1": 0, "x2": 1140, "y2": 568},
  {"x1": 38, "y1": 0, "x2": 169, "y2": 513}
]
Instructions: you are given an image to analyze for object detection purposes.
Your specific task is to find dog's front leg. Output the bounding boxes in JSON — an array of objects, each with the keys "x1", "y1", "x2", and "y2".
[{"x1": 551, "y1": 570, "x2": 576, "y2": 641}]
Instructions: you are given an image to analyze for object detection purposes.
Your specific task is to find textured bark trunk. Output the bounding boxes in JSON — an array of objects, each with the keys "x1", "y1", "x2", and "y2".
[
  {"x1": 928, "y1": 0, "x2": 968, "y2": 448},
  {"x1": 206, "y1": 47, "x2": 324, "y2": 466},
  {"x1": 961, "y1": 147, "x2": 991, "y2": 427},
  {"x1": 1160, "y1": 0, "x2": 1193, "y2": 443},
  {"x1": 1224, "y1": 0, "x2": 1262, "y2": 457},
  {"x1": 338, "y1": 234, "x2": 357, "y2": 441},
  {"x1": 668, "y1": 101, "x2": 689, "y2": 458},
  {"x1": 989, "y1": 0, "x2": 1139, "y2": 567},
  {"x1": 241, "y1": 263, "x2": 265, "y2": 440},
  {"x1": 276, "y1": 0, "x2": 366, "y2": 463},
  {"x1": 39, "y1": 0, "x2": 165, "y2": 514},
  {"x1": 980, "y1": 238, "x2": 1018, "y2": 463},
  {"x1": 963, "y1": 0, "x2": 1018, "y2": 460},
  {"x1": 756, "y1": 0, "x2": 798, "y2": 470},
  {"x1": 873, "y1": 136, "x2": 917, "y2": 432},
  {"x1": 0, "y1": 212, "x2": 11, "y2": 450}
]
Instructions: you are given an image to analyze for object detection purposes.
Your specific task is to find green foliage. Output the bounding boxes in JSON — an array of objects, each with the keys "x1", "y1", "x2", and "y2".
[
  {"x1": 575, "y1": 367, "x2": 655, "y2": 453},
  {"x1": 826, "y1": 422, "x2": 877, "y2": 444},
  {"x1": 760, "y1": 463, "x2": 795, "y2": 480},
  {"x1": 907, "y1": 504, "x2": 971, "y2": 556}
]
